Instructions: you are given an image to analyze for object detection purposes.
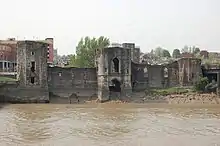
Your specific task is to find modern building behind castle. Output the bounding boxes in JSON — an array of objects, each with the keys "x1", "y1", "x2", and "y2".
[{"x1": 0, "y1": 38, "x2": 54, "y2": 72}]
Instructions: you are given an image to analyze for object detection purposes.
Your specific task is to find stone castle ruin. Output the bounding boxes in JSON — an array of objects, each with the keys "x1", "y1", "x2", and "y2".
[{"x1": 0, "y1": 41, "x2": 202, "y2": 103}]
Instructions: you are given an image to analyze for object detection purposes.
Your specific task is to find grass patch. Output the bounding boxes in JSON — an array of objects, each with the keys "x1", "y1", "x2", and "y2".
[
  {"x1": 0, "y1": 77, "x2": 17, "y2": 82},
  {"x1": 146, "y1": 87, "x2": 192, "y2": 96}
]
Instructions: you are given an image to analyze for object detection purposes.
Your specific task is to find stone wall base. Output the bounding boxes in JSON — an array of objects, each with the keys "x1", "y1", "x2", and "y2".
[
  {"x1": 97, "y1": 89, "x2": 110, "y2": 102},
  {"x1": 0, "y1": 87, "x2": 49, "y2": 103},
  {"x1": 49, "y1": 88, "x2": 97, "y2": 98}
]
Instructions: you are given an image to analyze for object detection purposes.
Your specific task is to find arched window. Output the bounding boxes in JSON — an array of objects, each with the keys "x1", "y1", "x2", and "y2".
[
  {"x1": 164, "y1": 67, "x2": 168, "y2": 77},
  {"x1": 112, "y1": 57, "x2": 119, "y2": 72}
]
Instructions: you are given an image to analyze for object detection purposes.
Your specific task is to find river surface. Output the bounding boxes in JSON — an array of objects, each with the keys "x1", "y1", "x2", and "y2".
[{"x1": 0, "y1": 104, "x2": 220, "y2": 146}]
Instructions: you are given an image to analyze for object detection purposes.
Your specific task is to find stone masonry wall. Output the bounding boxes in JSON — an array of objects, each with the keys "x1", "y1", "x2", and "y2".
[
  {"x1": 14, "y1": 41, "x2": 49, "y2": 103},
  {"x1": 131, "y1": 62, "x2": 179, "y2": 91},
  {"x1": 48, "y1": 67, "x2": 97, "y2": 98},
  {"x1": 178, "y1": 58, "x2": 201, "y2": 86},
  {"x1": 0, "y1": 82, "x2": 49, "y2": 103},
  {"x1": 105, "y1": 47, "x2": 132, "y2": 99},
  {"x1": 166, "y1": 61, "x2": 179, "y2": 87},
  {"x1": 122, "y1": 43, "x2": 140, "y2": 63},
  {"x1": 17, "y1": 41, "x2": 48, "y2": 88},
  {"x1": 105, "y1": 47, "x2": 132, "y2": 87},
  {"x1": 148, "y1": 65, "x2": 164, "y2": 88},
  {"x1": 131, "y1": 62, "x2": 148, "y2": 91}
]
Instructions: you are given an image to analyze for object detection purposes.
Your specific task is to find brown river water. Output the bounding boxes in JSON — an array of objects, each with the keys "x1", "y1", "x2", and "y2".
[{"x1": 0, "y1": 104, "x2": 220, "y2": 146}]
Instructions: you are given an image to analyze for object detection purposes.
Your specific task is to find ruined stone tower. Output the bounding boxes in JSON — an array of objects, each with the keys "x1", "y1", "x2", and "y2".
[
  {"x1": 16, "y1": 41, "x2": 49, "y2": 102},
  {"x1": 122, "y1": 43, "x2": 140, "y2": 63},
  {"x1": 17, "y1": 41, "x2": 48, "y2": 87},
  {"x1": 96, "y1": 46, "x2": 132, "y2": 101}
]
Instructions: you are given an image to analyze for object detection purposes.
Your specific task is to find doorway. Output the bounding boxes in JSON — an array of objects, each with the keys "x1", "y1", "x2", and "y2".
[{"x1": 109, "y1": 78, "x2": 121, "y2": 92}]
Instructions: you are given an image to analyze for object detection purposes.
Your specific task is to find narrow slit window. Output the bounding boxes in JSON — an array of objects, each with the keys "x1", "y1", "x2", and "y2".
[
  {"x1": 30, "y1": 61, "x2": 36, "y2": 84},
  {"x1": 31, "y1": 61, "x2": 35, "y2": 72},
  {"x1": 164, "y1": 67, "x2": 168, "y2": 78},
  {"x1": 144, "y1": 67, "x2": 148, "y2": 77}
]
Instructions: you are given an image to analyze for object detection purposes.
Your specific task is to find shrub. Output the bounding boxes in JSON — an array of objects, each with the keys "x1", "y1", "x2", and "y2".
[{"x1": 194, "y1": 77, "x2": 209, "y2": 91}]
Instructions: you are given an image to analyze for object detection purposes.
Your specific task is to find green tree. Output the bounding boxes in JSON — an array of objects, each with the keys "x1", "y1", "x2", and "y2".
[
  {"x1": 162, "y1": 49, "x2": 171, "y2": 58},
  {"x1": 172, "y1": 49, "x2": 181, "y2": 58},
  {"x1": 69, "y1": 54, "x2": 76, "y2": 66},
  {"x1": 70, "y1": 36, "x2": 110, "y2": 68},
  {"x1": 194, "y1": 77, "x2": 209, "y2": 91},
  {"x1": 181, "y1": 45, "x2": 200, "y2": 54},
  {"x1": 193, "y1": 47, "x2": 200, "y2": 54}
]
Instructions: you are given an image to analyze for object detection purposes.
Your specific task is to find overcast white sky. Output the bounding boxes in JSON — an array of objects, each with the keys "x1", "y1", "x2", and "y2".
[{"x1": 0, "y1": 0, "x2": 219, "y2": 55}]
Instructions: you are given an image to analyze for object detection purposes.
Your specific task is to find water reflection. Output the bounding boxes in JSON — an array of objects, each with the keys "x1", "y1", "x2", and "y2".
[{"x1": 0, "y1": 104, "x2": 219, "y2": 146}]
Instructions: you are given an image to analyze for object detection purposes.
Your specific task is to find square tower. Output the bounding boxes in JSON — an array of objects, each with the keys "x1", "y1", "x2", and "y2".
[
  {"x1": 122, "y1": 43, "x2": 140, "y2": 63},
  {"x1": 177, "y1": 58, "x2": 201, "y2": 86},
  {"x1": 96, "y1": 46, "x2": 132, "y2": 101},
  {"x1": 17, "y1": 41, "x2": 48, "y2": 88}
]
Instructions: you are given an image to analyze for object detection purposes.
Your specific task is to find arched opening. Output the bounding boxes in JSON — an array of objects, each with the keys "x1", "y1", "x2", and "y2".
[
  {"x1": 109, "y1": 78, "x2": 121, "y2": 92},
  {"x1": 112, "y1": 57, "x2": 119, "y2": 73},
  {"x1": 164, "y1": 67, "x2": 168, "y2": 78}
]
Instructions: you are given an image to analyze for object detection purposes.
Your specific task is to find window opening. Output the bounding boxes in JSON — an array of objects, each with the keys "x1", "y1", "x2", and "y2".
[{"x1": 112, "y1": 57, "x2": 119, "y2": 72}]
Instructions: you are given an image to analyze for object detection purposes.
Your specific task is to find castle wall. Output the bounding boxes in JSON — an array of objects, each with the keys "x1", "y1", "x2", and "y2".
[
  {"x1": 48, "y1": 67, "x2": 97, "y2": 98},
  {"x1": 122, "y1": 43, "x2": 140, "y2": 63},
  {"x1": 131, "y1": 47, "x2": 140, "y2": 63},
  {"x1": 131, "y1": 61, "x2": 179, "y2": 90},
  {"x1": 131, "y1": 62, "x2": 148, "y2": 91},
  {"x1": 14, "y1": 41, "x2": 49, "y2": 103},
  {"x1": 178, "y1": 58, "x2": 201, "y2": 86},
  {"x1": 131, "y1": 63, "x2": 165, "y2": 89},
  {"x1": 0, "y1": 85, "x2": 49, "y2": 103},
  {"x1": 96, "y1": 47, "x2": 132, "y2": 101},
  {"x1": 0, "y1": 40, "x2": 204, "y2": 104},
  {"x1": 166, "y1": 61, "x2": 179, "y2": 87},
  {"x1": 17, "y1": 41, "x2": 48, "y2": 88},
  {"x1": 148, "y1": 65, "x2": 164, "y2": 88}
]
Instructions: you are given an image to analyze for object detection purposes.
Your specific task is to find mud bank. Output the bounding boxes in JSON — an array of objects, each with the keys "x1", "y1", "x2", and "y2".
[
  {"x1": 84, "y1": 92, "x2": 220, "y2": 105},
  {"x1": 166, "y1": 93, "x2": 220, "y2": 104}
]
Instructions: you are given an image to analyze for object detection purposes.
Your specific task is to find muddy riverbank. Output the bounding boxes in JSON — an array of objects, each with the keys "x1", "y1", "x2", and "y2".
[{"x1": 64, "y1": 92, "x2": 220, "y2": 105}]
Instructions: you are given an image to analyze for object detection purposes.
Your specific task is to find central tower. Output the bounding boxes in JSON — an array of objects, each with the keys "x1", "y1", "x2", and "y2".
[
  {"x1": 96, "y1": 46, "x2": 132, "y2": 101},
  {"x1": 16, "y1": 41, "x2": 49, "y2": 103},
  {"x1": 17, "y1": 41, "x2": 48, "y2": 88}
]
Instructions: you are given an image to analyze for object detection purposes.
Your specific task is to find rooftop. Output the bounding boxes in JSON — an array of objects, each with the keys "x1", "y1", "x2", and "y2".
[{"x1": 0, "y1": 38, "x2": 53, "y2": 45}]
